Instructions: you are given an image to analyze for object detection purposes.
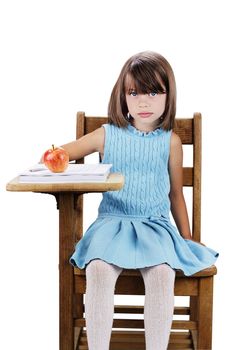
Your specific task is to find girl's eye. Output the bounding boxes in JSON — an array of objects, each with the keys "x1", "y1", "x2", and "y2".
[
  {"x1": 149, "y1": 92, "x2": 157, "y2": 97},
  {"x1": 130, "y1": 91, "x2": 137, "y2": 97}
]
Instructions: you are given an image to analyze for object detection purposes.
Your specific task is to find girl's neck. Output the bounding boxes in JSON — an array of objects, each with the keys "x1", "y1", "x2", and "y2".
[{"x1": 131, "y1": 120, "x2": 160, "y2": 133}]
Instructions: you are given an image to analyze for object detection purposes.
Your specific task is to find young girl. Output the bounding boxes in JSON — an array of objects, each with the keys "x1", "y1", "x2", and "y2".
[{"x1": 62, "y1": 51, "x2": 218, "y2": 350}]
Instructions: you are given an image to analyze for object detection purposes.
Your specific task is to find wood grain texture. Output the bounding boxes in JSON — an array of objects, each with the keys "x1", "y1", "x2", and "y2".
[
  {"x1": 75, "y1": 328, "x2": 195, "y2": 350},
  {"x1": 59, "y1": 193, "x2": 76, "y2": 350}
]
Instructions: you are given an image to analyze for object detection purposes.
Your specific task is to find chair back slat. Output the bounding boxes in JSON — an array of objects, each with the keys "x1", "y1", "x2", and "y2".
[
  {"x1": 174, "y1": 118, "x2": 193, "y2": 144},
  {"x1": 183, "y1": 167, "x2": 193, "y2": 186},
  {"x1": 77, "y1": 115, "x2": 194, "y2": 144}
]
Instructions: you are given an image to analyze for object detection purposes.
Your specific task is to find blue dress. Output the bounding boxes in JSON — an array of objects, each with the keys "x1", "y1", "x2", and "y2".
[{"x1": 70, "y1": 123, "x2": 218, "y2": 276}]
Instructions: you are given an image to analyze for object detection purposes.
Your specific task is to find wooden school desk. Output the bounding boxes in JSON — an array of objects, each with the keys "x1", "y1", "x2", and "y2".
[{"x1": 6, "y1": 173, "x2": 124, "y2": 350}]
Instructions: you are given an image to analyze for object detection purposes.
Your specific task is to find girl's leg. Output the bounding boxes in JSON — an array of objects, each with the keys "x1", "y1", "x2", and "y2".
[
  {"x1": 85, "y1": 259, "x2": 123, "y2": 350},
  {"x1": 140, "y1": 264, "x2": 175, "y2": 350}
]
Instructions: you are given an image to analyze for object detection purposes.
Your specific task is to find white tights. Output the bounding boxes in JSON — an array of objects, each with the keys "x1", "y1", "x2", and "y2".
[{"x1": 85, "y1": 259, "x2": 175, "y2": 350}]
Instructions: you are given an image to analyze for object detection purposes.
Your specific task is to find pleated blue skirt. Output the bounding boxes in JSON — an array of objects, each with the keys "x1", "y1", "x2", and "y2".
[{"x1": 69, "y1": 214, "x2": 218, "y2": 276}]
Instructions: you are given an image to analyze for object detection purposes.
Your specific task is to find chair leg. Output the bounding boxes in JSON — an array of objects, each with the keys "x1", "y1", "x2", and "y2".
[
  {"x1": 190, "y1": 296, "x2": 198, "y2": 322},
  {"x1": 59, "y1": 193, "x2": 76, "y2": 350},
  {"x1": 197, "y1": 277, "x2": 214, "y2": 349}
]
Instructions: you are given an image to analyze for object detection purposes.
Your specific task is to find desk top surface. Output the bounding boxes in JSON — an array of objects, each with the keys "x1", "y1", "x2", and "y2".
[{"x1": 6, "y1": 173, "x2": 124, "y2": 193}]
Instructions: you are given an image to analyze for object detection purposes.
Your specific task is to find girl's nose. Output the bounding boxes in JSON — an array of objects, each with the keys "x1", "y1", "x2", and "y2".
[{"x1": 138, "y1": 94, "x2": 150, "y2": 107}]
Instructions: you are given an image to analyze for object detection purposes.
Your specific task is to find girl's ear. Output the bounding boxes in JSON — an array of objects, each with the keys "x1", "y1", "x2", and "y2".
[
  {"x1": 126, "y1": 112, "x2": 131, "y2": 121},
  {"x1": 159, "y1": 116, "x2": 164, "y2": 122}
]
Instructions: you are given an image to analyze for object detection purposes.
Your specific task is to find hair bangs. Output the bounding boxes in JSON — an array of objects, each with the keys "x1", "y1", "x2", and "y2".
[{"x1": 125, "y1": 61, "x2": 166, "y2": 95}]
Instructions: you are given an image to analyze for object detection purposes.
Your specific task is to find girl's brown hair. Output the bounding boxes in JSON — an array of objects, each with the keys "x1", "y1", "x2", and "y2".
[{"x1": 108, "y1": 51, "x2": 176, "y2": 130}]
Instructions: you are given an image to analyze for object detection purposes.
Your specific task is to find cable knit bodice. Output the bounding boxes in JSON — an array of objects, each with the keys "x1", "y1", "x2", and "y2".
[{"x1": 98, "y1": 123, "x2": 172, "y2": 218}]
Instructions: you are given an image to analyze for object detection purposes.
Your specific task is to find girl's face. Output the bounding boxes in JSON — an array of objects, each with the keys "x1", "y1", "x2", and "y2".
[{"x1": 125, "y1": 74, "x2": 166, "y2": 132}]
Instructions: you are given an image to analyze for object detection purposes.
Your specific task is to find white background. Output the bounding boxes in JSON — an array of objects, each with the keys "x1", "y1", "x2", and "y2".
[{"x1": 0, "y1": 0, "x2": 232, "y2": 349}]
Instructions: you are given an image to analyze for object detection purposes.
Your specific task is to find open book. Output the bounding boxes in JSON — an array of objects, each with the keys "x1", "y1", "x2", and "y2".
[{"x1": 19, "y1": 163, "x2": 112, "y2": 183}]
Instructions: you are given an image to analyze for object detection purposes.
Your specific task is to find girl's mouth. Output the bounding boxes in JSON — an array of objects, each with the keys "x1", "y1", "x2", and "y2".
[{"x1": 138, "y1": 113, "x2": 153, "y2": 118}]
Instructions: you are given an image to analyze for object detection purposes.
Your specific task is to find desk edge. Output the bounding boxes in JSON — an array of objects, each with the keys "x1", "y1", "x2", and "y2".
[{"x1": 6, "y1": 173, "x2": 124, "y2": 193}]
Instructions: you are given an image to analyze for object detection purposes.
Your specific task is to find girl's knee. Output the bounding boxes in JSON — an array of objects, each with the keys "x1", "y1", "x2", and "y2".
[
  {"x1": 86, "y1": 259, "x2": 122, "y2": 283},
  {"x1": 140, "y1": 264, "x2": 175, "y2": 286},
  {"x1": 155, "y1": 263, "x2": 175, "y2": 277}
]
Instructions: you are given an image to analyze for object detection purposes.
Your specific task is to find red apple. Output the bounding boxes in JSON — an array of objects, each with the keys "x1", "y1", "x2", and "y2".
[{"x1": 43, "y1": 145, "x2": 69, "y2": 173}]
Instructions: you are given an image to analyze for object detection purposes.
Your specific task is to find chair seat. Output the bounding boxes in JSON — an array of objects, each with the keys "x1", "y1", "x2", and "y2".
[{"x1": 74, "y1": 264, "x2": 217, "y2": 277}]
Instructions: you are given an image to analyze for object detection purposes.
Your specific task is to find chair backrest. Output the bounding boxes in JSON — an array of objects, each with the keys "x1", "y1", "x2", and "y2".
[{"x1": 75, "y1": 111, "x2": 202, "y2": 242}]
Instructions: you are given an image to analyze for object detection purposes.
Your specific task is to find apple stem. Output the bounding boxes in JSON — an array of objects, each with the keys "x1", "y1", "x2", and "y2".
[{"x1": 52, "y1": 144, "x2": 55, "y2": 151}]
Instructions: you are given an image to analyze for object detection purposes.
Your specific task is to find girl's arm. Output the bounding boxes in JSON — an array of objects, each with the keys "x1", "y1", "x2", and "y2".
[
  {"x1": 168, "y1": 132, "x2": 193, "y2": 240},
  {"x1": 61, "y1": 126, "x2": 105, "y2": 161}
]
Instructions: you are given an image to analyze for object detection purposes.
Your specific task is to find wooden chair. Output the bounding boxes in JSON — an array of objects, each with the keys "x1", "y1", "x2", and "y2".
[{"x1": 72, "y1": 111, "x2": 217, "y2": 350}]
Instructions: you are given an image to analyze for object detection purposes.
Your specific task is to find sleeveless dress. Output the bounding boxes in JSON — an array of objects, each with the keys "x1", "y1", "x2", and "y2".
[{"x1": 70, "y1": 123, "x2": 218, "y2": 276}]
